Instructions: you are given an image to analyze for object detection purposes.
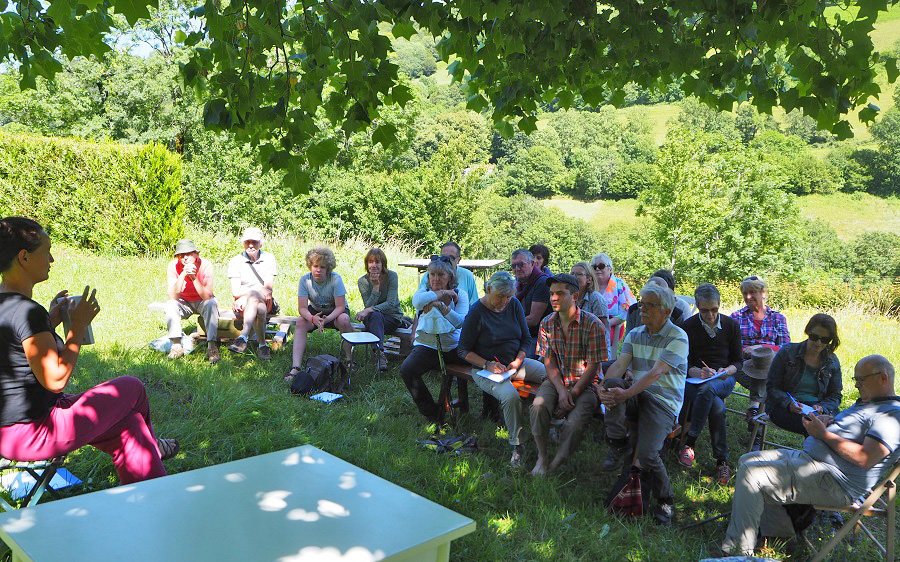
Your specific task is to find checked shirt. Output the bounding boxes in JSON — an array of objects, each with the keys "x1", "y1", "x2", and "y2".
[
  {"x1": 730, "y1": 306, "x2": 791, "y2": 348},
  {"x1": 537, "y1": 307, "x2": 607, "y2": 387}
]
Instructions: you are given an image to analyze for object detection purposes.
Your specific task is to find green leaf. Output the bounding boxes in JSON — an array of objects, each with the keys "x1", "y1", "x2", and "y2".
[
  {"x1": 372, "y1": 124, "x2": 398, "y2": 149},
  {"x1": 466, "y1": 93, "x2": 488, "y2": 112},
  {"x1": 174, "y1": 30, "x2": 187, "y2": 43},
  {"x1": 389, "y1": 84, "x2": 414, "y2": 107},
  {"x1": 858, "y1": 103, "x2": 878, "y2": 124},
  {"x1": 307, "y1": 139, "x2": 339, "y2": 167},
  {"x1": 831, "y1": 120, "x2": 852, "y2": 140},
  {"x1": 518, "y1": 115, "x2": 537, "y2": 134},
  {"x1": 495, "y1": 119, "x2": 514, "y2": 138},
  {"x1": 80, "y1": 0, "x2": 103, "y2": 8},
  {"x1": 114, "y1": 0, "x2": 160, "y2": 26},
  {"x1": 884, "y1": 56, "x2": 899, "y2": 84},
  {"x1": 582, "y1": 86, "x2": 604, "y2": 107},
  {"x1": 284, "y1": 169, "x2": 312, "y2": 196},
  {"x1": 202, "y1": 98, "x2": 227, "y2": 127},
  {"x1": 391, "y1": 20, "x2": 416, "y2": 40}
]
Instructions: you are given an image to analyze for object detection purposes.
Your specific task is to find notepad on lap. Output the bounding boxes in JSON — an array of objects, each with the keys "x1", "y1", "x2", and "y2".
[{"x1": 475, "y1": 369, "x2": 515, "y2": 383}]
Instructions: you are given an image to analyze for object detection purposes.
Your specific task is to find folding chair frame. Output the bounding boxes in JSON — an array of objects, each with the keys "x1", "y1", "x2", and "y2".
[
  {"x1": 0, "y1": 456, "x2": 66, "y2": 512},
  {"x1": 810, "y1": 460, "x2": 900, "y2": 562}
]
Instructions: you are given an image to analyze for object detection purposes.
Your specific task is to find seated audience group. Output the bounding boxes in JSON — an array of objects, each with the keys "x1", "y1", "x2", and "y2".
[{"x1": 5, "y1": 215, "x2": 896, "y2": 558}]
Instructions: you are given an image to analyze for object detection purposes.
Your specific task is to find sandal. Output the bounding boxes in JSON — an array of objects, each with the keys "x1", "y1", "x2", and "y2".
[
  {"x1": 156, "y1": 438, "x2": 180, "y2": 461},
  {"x1": 284, "y1": 365, "x2": 303, "y2": 382}
]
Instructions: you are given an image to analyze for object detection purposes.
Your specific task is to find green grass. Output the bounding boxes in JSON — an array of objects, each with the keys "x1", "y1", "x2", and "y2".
[
  {"x1": 14, "y1": 234, "x2": 898, "y2": 561},
  {"x1": 543, "y1": 192, "x2": 900, "y2": 241},
  {"x1": 798, "y1": 192, "x2": 900, "y2": 240}
]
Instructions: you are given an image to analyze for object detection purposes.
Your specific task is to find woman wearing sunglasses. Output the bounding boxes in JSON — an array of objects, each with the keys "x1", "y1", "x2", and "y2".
[
  {"x1": 588, "y1": 253, "x2": 636, "y2": 360},
  {"x1": 765, "y1": 313, "x2": 843, "y2": 436}
]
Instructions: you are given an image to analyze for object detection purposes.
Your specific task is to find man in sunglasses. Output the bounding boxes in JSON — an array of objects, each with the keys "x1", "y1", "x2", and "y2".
[
  {"x1": 416, "y1": 241, "x2": 480, "y2": 303},
  {"x1": 510, "y1": 249, "x2": 550, "y2": 349},
  {"x1": 721, "y1": 356, "x2": 900, "y2": 556}
]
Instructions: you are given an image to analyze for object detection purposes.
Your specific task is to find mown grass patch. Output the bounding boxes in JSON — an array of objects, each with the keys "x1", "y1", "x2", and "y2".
[{"x1": 18, "y1": 240, "x2": 900, "y2": 560}]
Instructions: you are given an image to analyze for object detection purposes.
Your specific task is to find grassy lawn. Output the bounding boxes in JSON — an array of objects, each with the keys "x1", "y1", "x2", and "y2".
[
  {"x1": 543, "y1": 193, "x2": 900, "y2": 241},
  {"x1": 13, "y1": 236, "x2": 898, "y2": 561}
]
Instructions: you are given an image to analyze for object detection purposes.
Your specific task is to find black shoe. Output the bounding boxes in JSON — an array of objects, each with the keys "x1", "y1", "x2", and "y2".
[
  {"x1": 750, "y1": 431, "x2": 764, "y2": 452},
  {"x1": 654, "y1": 501, "x2": 675, "y2": 526},
  {"x1": 228, "y1": 337, "x2": 248, "y2": 354},
  {"x1": 601, "y1": 443, "x2": 631, "y2": 472},
  {"x1": 746, "y1": 406, "x2": 759, "y2": 432}
]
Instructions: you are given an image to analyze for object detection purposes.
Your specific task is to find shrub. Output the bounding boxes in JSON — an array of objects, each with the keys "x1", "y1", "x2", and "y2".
[
  {"x1": 0, "y1": 132, "x2": 183, "y2": 255},
  {"x1": 850, "y1": 231, "x2": 900, "y2": 279}
]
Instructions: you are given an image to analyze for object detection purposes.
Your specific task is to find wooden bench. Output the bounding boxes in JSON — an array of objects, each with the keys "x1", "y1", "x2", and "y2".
[
  {"x1": 436, "y1": 363, "x2": 540, "y2": 424},
  {"x1": 147, "y1": 302, "x2": 296, "y2": 350}
]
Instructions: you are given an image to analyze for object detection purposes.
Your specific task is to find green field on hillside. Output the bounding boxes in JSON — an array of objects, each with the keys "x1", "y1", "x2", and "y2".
[{"x1": 543, "y1": 193, "x2": 900, "y2": 241}]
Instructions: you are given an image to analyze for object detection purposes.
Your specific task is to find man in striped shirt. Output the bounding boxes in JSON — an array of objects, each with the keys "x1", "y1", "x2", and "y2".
[
  {"x1": 598, "y1": 282, "x2": 689, "y2": 526},
  {"x1": 530, "y1": 274, "x2": 607, "y2": 476}
]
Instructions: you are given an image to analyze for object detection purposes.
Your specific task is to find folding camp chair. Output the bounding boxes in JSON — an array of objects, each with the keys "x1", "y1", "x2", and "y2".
[
  {"x1": 0, "y1": 456, "x2": 66, "y2": 512},
  {"x1": 809, "y1": 458, "x2": 900, "y2": 562}
]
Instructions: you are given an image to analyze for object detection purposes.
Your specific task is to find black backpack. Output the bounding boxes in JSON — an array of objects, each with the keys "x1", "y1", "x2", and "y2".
[{"x1": 289, "y1": 354, "x2": 348, "y2": 395}]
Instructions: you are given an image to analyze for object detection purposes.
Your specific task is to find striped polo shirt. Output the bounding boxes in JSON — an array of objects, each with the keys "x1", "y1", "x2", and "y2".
[{"x1": 622, "y1": 319, "x2": 689, "y2": 417}]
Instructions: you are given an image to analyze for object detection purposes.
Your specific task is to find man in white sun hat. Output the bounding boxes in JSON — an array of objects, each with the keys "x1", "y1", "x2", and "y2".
[{"x1": 226, "y1": 227, "x2": 279, "y2": 360}]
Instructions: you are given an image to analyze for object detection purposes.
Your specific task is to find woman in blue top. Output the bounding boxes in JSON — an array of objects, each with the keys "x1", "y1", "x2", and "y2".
[
  {"x1": 287, "y1": 246, "x2": 353, "y2": 378},
  {"x1": 765, "y1": 313, "x2": 843, "y2": 436}
]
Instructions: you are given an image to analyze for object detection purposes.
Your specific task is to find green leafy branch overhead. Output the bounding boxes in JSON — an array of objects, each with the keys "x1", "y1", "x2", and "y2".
[{"x1": 2, "y1": 0, "x2": 897, "y2": 193}]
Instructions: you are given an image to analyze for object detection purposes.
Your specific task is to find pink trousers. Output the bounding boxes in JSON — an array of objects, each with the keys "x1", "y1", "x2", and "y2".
[{"x1": 0, "y1": 376, "x2": 167, "y2": 484}]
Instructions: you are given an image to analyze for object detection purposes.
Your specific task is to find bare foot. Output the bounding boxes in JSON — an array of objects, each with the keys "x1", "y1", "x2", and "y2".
[{"x1": 530, "y1": 459, "x2": 549, "y2": 477}]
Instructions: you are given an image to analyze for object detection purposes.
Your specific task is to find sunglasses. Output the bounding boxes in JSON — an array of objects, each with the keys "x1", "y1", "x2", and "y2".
[
  {"x1": 743, "y1": 275, "x2": 760, "y2": 282},
  {"x1": 430, "y1": 255, "x2": 453, "y2": 264},
  {"x1": 592, "y1": 263, "x2": 608, "y2": 271},
  {"x1": 807, "y1": 333, "x2": 832, "y2": 345},
  {"x1": 510, "y1": 261, "x2": 528, "y2": 270},
  {"x1": 698, "y1": 307, "x2": 719, "y2": 314}
]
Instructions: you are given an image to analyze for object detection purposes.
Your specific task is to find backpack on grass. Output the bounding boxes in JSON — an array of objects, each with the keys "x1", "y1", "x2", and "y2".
[
  {"x1": 289, "y1": 354, "x2": 348, "y2": 395},
  {"x1": 607, "y1": 466, "x2": 650, "y2": 517}
]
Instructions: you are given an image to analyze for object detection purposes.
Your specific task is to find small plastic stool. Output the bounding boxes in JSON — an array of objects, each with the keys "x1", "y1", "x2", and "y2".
[{"x1": 341, "y1": 331, "x2": 380, "y2": 367}]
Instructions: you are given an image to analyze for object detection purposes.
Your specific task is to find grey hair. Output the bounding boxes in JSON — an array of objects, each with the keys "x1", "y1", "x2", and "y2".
[
  {"x1": 740, "y1": 276, "x2": 767, "y2": 294},
  {"x1": 860, "y1": 355, "x2": 895, "y2": 383},
  {"x1": 646, "y1": 276, "x2": 668, "y2": 290},
  {"x1": 591, "y1": 252, "x2": 613, "y2": 273},
  {"x1": 427, "y1": 259, "x2": 458, "y2": 289},
  {"x1": 694, "y1": 283, "x2": 721, "y2": 304},
  {"x1": 511, "y1": 248, "x2": 534, "y2": 262},
  {"x1": 640, "y1": 282, "x2": 676, "y2": 312},
  {"x1": 485, "y1": 271, "x2": 516, "y2": 295}
]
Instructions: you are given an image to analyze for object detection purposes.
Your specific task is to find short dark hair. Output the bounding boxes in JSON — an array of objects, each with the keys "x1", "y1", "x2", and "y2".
[
  {"x1": 0, "y1": 217, "x2": 44, "y2": 273},
  {"x1": 805, "y1": 313, "x2": 840, "y2": 353},
  {"x1": 529, "y1": 244, "x2": 550, "y2": 263},
  {"x1": 651, "y1": 269, "x2": 675, "y2": 290},
  {"x1": 440, "y1": 241, "x2": 461, "y2": 258}
]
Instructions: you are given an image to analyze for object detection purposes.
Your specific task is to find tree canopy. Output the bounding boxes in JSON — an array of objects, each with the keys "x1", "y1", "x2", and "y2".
[{"x1": 2, "y1": 0, "x2": 898, "y2": 192}]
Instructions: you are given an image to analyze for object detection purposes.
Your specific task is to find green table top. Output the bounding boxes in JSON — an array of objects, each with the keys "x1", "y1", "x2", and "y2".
[{"x1": 0, "y1": 445, "x2": 475, "y2": 561}]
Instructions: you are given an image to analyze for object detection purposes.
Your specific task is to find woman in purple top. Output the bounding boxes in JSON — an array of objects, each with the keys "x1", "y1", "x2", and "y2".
[{"x1": 0, "y1": 217, "x2": 177, "y2": 484}]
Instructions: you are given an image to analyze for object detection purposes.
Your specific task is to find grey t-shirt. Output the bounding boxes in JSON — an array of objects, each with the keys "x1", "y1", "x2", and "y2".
[
  {"x1": 298, "y1": 272, "x2": 346, "y2": 314},
  {"x1": 803, "y1": 397, "x2": 900, "y2": 500}
]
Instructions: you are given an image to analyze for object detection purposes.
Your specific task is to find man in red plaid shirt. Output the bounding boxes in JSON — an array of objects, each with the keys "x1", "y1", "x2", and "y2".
[{"x1": 530, "y1": 273, "x2": 608, "y2": 476}]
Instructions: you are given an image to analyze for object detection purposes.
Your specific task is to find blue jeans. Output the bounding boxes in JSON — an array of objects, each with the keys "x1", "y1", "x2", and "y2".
[{"x1": 681, "y1": 376, "x2": 736, "y2": 462}]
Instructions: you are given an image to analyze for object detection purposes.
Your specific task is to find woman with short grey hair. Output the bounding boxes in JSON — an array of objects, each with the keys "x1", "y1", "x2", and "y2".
[
  {"x1": 590, "y1": 252, "x2": 636, "y2": 359},
  {"x1": 459, "y1": 271, "x2": 547, "y2": 467}
]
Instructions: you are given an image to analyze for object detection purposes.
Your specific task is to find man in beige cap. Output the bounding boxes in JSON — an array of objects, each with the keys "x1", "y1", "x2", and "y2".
[
  {"x1": 226, "y1": 227, "x2": 279, "y2": 360},
  {"x1": 165, "y1": 239, "x2": 220, "y2": 363}
]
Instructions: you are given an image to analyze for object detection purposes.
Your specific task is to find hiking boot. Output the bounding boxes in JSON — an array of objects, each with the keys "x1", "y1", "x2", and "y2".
[
  {"x1": 601, "y1": 442, "x2": 631, "y2": 472},
  {"x1": 257, "y1": 344, "x2": 272, "y2": 361},
  {"x1": 375, "y1": 349, "x2": 388, "y2": 372},
  {"x1": 677, "y1": 445, "x2": 695, "y2": 468},
  {"x1": 509, "y1": 444, "x2": 525, "y2": 469},
  {"x1": 654, "y1": 501, "x2": 675, "y2": 526},
  {"x1": 156, "y1": 438, "x2": 180, "y2": 460},
  {"x1": 750, "y1": 431, "x2": 764, "y2": 452},
  {"x1": 715, "y1": 461, "x2": 731, "y2": 485},
  {"x1": 228, "y1": 337, "x2": 248, "y2": 354},
  {"x1": 206, "y1": 342, "x2": 220, "y2": 364}
]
